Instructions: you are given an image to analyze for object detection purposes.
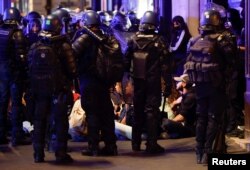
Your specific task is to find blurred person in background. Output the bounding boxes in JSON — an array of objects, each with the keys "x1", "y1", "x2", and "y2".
[
  {"x1": 0, "y1": 7, "x2": 30, "y2": 146},
  {"x1": 161, "y1": 74, "x2": 196, "y2": 139},
  {"x1": 169, "y1": 15, "x2": 191, "y2": 76}
]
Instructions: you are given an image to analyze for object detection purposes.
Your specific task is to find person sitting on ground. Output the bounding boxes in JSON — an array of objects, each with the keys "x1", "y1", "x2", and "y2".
[
  {"x1": 161, "y1": 74, "x2": 196, "y2": 139},
  {"x1": 110, "y1": 82, "x2": 125, "y2": 123}
]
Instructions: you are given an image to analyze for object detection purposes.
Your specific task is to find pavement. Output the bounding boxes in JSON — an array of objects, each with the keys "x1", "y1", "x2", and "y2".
[{"x1": 0, "y1": 136, "x2": 247, "y2": 170}]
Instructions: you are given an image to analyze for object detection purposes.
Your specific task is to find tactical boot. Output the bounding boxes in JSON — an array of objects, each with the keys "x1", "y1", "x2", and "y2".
[
  {"x1": 202, "y1": 148, "x2": 213, "y2": 164},
  {"x1": 81, "y1": 145, "x2": 99, "y2": 156},
  {"x1": 196, "y1": 153, "x2": 203, "y2": 164},
  {"x1": 195, "y1": 148, "x2": 203, "y2": 164},
  {"x1": 132, "y1": 139, "x2": 141, "y2": 151},
  {"x1": 46, "y1": 139, "x2": 56, "y2": 153},
  {"x1": 55, "y1": 153, "x2": 73, "y2": 164},
  {"x1": 99, "y1": 145, "x2": 118, "y2": 156},
  {"x1": 34, "y1": 151, "x2": 45, "y2": 163},
  {"x1": 145, "y1": 143, "x2": 165, "y2": 154},
  {"x1": 201, "y1": 153, "x2": 208, "y2": 164},
  {"x1": 132, "y1": 143, "x2": 141, "y2": 151}
]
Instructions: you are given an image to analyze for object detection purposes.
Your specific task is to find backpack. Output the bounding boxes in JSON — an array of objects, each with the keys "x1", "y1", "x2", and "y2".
[
  {"x1": 28, "y1": 41, "x2": 63, "y2": 96},
  {"x1": 96, "y1": 36, "x2": 124, "y2": 86},
  {"x1": 132, "y1": 35, "x2": 159, "y2": 79}
]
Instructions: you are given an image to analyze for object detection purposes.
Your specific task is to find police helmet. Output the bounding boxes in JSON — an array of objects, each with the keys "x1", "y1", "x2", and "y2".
[
  {"x1": 110, "y1": 11, "x2": 131, "y2": 31},
  {"x1": 52, "y1": 8, "x2": 72, "y2": 34},
  {"x1": 81, "y1": 10, "x2": 100, "y2": 27},
  {"x1": 52, "y1": 8, "x2": 71, "y2": 24},
  {"x1": 126, "y1": 11, "x2": 139, "y2": 30},
  {"x1": 42, "y1": 14, "x2": 62, "y2": 35},
  {"x1": 127, "y1": 11, "x2": 137, "y2": 21},
  {"x1": 139, "y1": 11, "x2": 158, "y2": 32},
  {"x1": 3, "y1": 7, "x2": 21, "y2": 24},
  {"x1": 25, "y1": 11, "x2": 42, "y2": 34},
  {"x1": 200, "y1": 9, "x2": 223, "y2": 31},
  {"x1": 26, "y1": 11, "x2": 41, "y2": 21},
  {"x1": 140, "y1": 11, "x2": 158, "y2": 26},
  {"x1": 200, "y1": 2, "x2": 226, "y2": 32},
  {"x1": 98, "y1": 11, "x2": 113, "y2": 26}
]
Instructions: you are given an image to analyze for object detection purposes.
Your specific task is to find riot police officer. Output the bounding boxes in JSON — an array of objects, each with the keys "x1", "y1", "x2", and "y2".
[
  {"x1": 125, "y1": 11, "x2": 171, "y2": 154},
  {"x1": 110, "y1": 11, "x2": 135, "y2": 112},
  {"x1": 126, "y1": 11, "x2": 140, "y2": 32},
  {"x1": 72, "y1": 10, "x2": 118, "y2": 156},
  {"x1": 45, "y1": 8, "x2": 73, "y2": 152},
  {"x1": 110, "y1": 11, "x2": 132, "y2": 54},
  {"x1": 0, "y1": 7, "x2": 29, "y2": 146},
  {"x1": 98, "y1": 11, "x2": 113, "y2": 36},
  {"x1": 23, "y1": 11, "x2": 42, "y2": 125},
  {"x1": 24, "y1": 11, "x2": 42, "y2": 46},
  {"x1": 29, "y1": 14, "x2": 77, "y2": 163},
  {"x1": 184, "y1": 5, "x2": 238, "y2": 164},
  {"x1": 52, "y1": 8, "x2": 72, "y2": 37}
]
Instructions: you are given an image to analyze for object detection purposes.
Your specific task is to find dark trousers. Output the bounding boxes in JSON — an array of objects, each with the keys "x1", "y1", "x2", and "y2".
[
  {"x1": 80, "y1": 76, "x2": 116, "y2": 148},
  {"x1": 32, "y1": 92, "x2": 69, "y2": 156},
  {"x1": 195, "y1": 82, "x2": 226, "y2": 153},
  {"x1": 132, "y1": 78, "x2": 161, "y2": 146},
  {"x1": 226, "y1": 77, "x2": 244, "y2": 131},
  {"x1": 162, "y1": 119, "x2": 195, "y2": 138},
  {"x1": 0, "y1": 71, "x2": 23, "y2": 140}
]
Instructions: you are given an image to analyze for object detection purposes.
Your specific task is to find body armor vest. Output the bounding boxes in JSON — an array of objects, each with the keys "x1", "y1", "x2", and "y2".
[
  {"x1": 184, "y1": 34, "x2": 222, "y2": 84},
  {"x1": 0, "y1": 27, "x2": 13, "y2": 63}
]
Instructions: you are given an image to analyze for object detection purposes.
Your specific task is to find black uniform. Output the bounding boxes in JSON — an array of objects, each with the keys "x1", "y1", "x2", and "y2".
[
  {"x1": 125, "y1": 11, "x2": 171, "y2": 154},
  {"x1": 127, "y1": 11, "x2": 140, "y2": 32},
  {"x1": 99, "y1": 11, "x2": 113, "y2": 36},
  {"x1": 111, "y1": 11, "x2": 134, "y2": 54},
  {"x1": 29, "y1": 15, "x2": 76, "y2": 163},
  {"x1": 72, "y1": 10, "x2": 118, "y2": 156},
  {"x1": 111, "y1": 11, "x2": 136, "y2": 106},
  {"x1": 184, "y1": 8, "x2": 238, "y2": 164},
  {"x1": 0, "y1": 8, "x2": 28, "y2": 146},
  {"x1": 24, "y1": 11, "x2": 42, "y2": 123},
  {"x1": 24, "y1": 11, "x2": 42, "y2": 46}
]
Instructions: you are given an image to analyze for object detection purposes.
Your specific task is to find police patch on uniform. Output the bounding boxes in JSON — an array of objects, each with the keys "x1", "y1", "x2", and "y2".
[
  {"x1": 113, "y1": 44, "x2": 119, "y2": 49},
  {"x1": 41, "y1": 53, "x2": 46, "y2": 58}
]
